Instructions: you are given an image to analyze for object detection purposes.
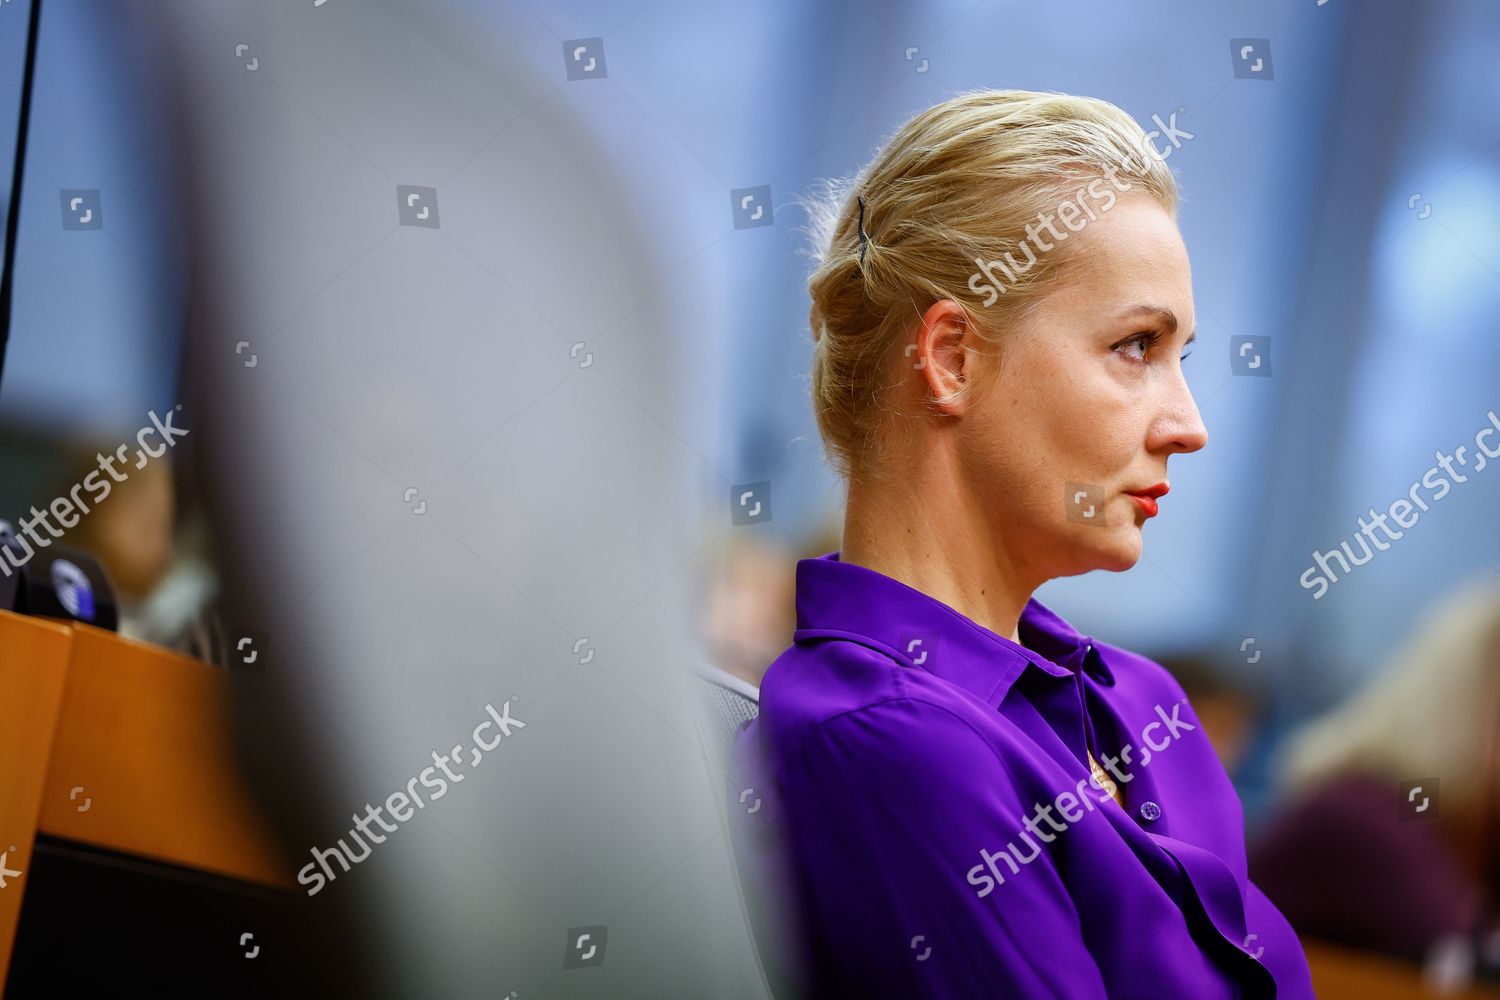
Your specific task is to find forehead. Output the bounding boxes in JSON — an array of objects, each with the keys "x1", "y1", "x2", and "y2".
[{"x1": 1047, "y1": 194, "x2": 1193, "y2": 318}]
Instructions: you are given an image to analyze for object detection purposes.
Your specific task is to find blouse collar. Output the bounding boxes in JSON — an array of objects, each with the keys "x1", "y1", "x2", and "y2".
[{"x1": 791, "y1": 550, "x2": 1115, "y2": 708}]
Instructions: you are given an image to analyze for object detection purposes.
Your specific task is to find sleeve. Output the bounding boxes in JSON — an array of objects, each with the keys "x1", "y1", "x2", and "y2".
[{"x1": 785, "y1": 697, "x2": 1109, "y2": 999}]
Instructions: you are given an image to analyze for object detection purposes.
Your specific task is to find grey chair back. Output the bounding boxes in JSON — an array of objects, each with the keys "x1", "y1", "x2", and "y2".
[{"x1": 690, "y1": 664, "x2": 761, "y2": 778}]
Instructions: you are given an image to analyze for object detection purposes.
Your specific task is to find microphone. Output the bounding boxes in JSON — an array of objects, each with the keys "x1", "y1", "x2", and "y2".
[{"x1": 0, "y1": 518, "x2": 120, "y2": 631}]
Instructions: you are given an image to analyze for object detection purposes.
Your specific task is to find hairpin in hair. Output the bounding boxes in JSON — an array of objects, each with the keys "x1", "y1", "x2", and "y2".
[{"x1": 856, "y1": 195, "x2": 869, "y2": 264}]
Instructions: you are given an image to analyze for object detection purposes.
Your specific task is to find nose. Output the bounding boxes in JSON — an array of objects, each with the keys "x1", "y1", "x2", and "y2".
[{"x1": 1150, "y1": 368, "x2": 1209, "y2": 455}]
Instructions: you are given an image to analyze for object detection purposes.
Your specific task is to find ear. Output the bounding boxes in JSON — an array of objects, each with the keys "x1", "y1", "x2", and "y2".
[{"x1": 913, "y1": 299, "x2": 973, "y2": 411}]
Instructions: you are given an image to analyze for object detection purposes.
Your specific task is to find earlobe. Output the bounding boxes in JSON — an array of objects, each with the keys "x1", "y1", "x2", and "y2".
[{"x1": 929, "y1": 367, "x2": 970, "y2": 413}]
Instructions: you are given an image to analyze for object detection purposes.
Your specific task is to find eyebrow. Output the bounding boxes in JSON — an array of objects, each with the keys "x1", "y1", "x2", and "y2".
[{"x1": 1114, "y1": 304, "x2": 1196, "y2": 344}]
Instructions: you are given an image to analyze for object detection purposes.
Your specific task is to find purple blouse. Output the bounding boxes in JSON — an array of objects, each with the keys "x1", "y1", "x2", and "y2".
[{"x1": 727, "y1": 551, "x2": 1314, "y2": 998}]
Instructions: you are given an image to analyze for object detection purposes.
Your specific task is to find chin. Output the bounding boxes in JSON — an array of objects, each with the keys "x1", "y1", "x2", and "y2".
[
  {"x1": 1054, "y1": 530, "x2": 1141, "y2": 577},
  {"x1": 1104, "y1": 530, "x2": 1144, "y2": 570},
  {"x1": 1085, "y1": 529, "x2": 1143, "y2": 573}
]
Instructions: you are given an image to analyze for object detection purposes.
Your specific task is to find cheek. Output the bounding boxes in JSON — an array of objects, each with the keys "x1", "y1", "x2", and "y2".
[
  {"x1": 1063, "y1": 405, "x2": 1140, "y2": 475},
  {"x1": 1024, "y1": 371, "x2": 1140, "y2": 478},
  {"x1": 965, "y1": 352, "x2": 1137, "y2": 514}
]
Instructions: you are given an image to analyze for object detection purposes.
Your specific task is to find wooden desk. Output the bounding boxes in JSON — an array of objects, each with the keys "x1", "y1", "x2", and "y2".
[
  {"x1": 0, "y1": 612, "x2": 290, "y2": 992},
  {"x1": 0, "y1": 612, "x2": 71, "y2": 982},
  {"x1": 36, "y1": 622, "x2": 287, "y2": 886},
  {"x1": 1306, "y1": 939, "x2": 1500, "y2": 999}
]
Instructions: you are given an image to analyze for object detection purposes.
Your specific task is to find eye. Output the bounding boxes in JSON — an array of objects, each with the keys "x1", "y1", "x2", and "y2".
[{"x1": 1112, "y1": 330, "x2": 1160, "y2": 363}]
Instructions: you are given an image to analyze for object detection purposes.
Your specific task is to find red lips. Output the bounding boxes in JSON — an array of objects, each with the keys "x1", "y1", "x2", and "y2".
[{"x1": 1124, "y1": 482, "x2": 1169, "y2": 518}]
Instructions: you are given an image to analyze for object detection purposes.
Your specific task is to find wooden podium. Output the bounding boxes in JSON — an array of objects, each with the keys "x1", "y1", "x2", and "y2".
[{"x1": 0, "y1": 609, "x2": 292, "y2": 992}]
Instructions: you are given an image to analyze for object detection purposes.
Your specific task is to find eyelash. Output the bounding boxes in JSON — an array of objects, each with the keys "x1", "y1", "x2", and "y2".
[{"x1": 1113, "y1": 330, "x2": 1193, "y2": 363}]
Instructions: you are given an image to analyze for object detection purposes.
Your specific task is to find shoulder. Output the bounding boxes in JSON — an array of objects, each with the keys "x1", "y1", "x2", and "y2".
[
  {"x1": 734, "y1": 644, "x2": 1070, "y2": 878},
  {"x1": 749, "y1": 637, "x2": 1021, "y2": 778}
]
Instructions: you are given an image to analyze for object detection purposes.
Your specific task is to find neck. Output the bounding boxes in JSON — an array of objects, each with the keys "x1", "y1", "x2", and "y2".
[{"x1": 839, "y1": 465, "x2": 1041, "y2": 646}]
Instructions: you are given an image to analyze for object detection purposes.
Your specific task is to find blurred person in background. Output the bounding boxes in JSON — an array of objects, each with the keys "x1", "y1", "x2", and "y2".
[
  {"x1": 59, "y1": 445, "x2": 219, "y2": 658},
  {"x1": 699, "y1": 516, "x2": 843, "y2": 687},
  {"x1": 1251, "y1": 576, "x2": 1500, "y2": 988},
  {"x1": 1155, "y1": 651, "x2": 1265, "y2": 779},
  {"x1": 699, "y1": 533, "x2": 797, "y2": 687}
]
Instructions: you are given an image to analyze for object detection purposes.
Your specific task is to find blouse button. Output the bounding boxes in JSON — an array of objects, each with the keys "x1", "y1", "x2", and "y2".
[{"x1": 1138, "y1": 800, "x2": 1162, "y2": 822}]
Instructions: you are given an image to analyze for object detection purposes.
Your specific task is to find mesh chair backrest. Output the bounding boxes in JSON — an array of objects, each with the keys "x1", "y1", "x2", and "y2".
[{"x1": 691, "y1": 665, "x2": 760, "y2": 778}]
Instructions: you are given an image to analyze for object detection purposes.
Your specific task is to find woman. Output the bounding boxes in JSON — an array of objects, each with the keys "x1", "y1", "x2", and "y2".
[{"x1": 727, "y1": 90, "x2": 1315, "y2": 998}]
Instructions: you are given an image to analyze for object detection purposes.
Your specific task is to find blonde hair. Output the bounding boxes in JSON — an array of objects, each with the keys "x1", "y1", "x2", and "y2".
[
  {"x1": 1276, "y1": 575, "x2": 1500, "y2": 830},
  {"x1": 800, "y1": 89, "x2": 1180, "y2": 484}
]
